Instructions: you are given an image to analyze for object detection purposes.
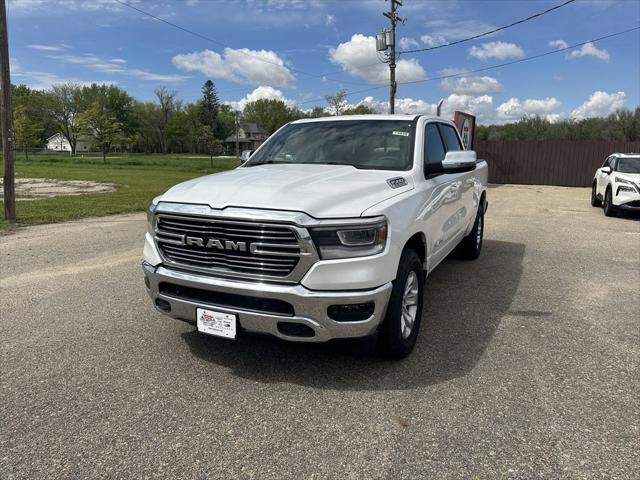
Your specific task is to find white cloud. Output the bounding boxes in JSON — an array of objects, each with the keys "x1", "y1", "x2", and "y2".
[
  {"x1": 27, "y1": 44, "x2": 68, "y2": 52},
  {"x1": 10, "y1": 0, "x2": 138, "y2": 13},
  {"x1": 329, "y1": 34, "x2": 426, "y2": 84},
  {"x1": 225, "y1": 85, "x2": 292, "y2": 111},
  {"x1": 325, "y1": 14, "x2": 335, "y2": 25},
  {"x1": 399, "y1": 37, "x2": 419, "y2": 50},
  {"x1": 423, "y1": 19, "x2": 496, "y2": 43},
  {"x1": 469, "y1": 41, "x2": 524, "y2": 61},
  {"x1": 440, "y1": 76, "x2": 503, "y2": 95},
  {"x1": 549, "y1": 39, "x2": 569, "y2": 50},
  {"x1": 568, "y1": 42, "x2": 610, "y2": 62},
  {"x1": 358, "y1": 93, "x2": 495, "y2": 123},
  {"x1": 420, "y1": 35, "x2": 445, "y2": 48},
  {"x1": 12, "y1": 60, "x2": 116, "y2": 90},
  {"x1": 50, "y1": 54, "x2": 188, "y2": 82},
  {"x1": 496, "y1": 97, "x2": 562, "y2": 122},
  {"x1": 172, "y1": 48, "x2": 294, "y2": 87},
  {"x1": 571, "y1": 91, "x2": 625, "y2": 120}
]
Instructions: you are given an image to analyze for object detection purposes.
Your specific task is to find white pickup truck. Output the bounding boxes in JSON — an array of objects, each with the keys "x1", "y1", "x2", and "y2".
[{"x1": 143, "y1": 115, "x2": 488, "y2": 358}]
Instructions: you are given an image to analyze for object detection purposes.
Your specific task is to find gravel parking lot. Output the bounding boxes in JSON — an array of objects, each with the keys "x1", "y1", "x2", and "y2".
[{"x1": 1, "y1": 185, "x2": 638, "y2": 479}]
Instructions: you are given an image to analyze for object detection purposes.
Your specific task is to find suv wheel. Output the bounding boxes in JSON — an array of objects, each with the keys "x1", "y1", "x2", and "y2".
[
  {"x1": 603, "y1": 187, "x2": 617, "y2": 217},
  {"x1": 591, "y1": 183, "x2": 601, "y2": 207},
  {"x1": 456, "y1": 202, "x2": 484, "y2": 260},
  {"x1": 377, "y1": 249, "x2": 424, "y2": 359}
]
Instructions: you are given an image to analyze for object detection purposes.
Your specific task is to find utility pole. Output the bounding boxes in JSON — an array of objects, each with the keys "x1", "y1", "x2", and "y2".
[
  {"x1": 377, "y1": 0, "x2": 404, "y2": 114},
  {"x1": 234, "y1": 110, "x2": 240, "y2": 159},
  {"x1": 0, "y1": 0, "x2": 15, "y2": 222}
]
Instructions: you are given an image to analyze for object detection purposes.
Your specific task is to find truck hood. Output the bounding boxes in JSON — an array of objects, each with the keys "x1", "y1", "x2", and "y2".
[{"x1": 159, "y1": 164, "x2": 414, "y2": 218}]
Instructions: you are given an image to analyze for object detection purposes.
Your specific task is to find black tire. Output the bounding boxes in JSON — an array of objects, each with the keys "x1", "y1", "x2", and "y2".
[
  {"x1": 457, "y1": 202, "x2": 484, "y2": 260},
  {"x1": 603, "y1": 187, "x2": 617, "y2": 217},
  {"x1": 376, "y1": 249, "x2": 424, "y2": 359},
  {"x1": 591, "y1": 183, "x2": 601, "y2": 207}
]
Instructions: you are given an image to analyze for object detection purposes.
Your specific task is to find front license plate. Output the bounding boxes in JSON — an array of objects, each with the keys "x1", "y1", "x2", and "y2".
[{"x1": 196, "y1": 308, "x2": 237, "y2": 339}]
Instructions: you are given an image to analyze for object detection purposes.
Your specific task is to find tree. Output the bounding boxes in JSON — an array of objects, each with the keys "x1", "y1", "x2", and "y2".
[
  {"x1": 13, "y1": 104, "x2": 42, "y2": 160},
  {"x1": 200, "y1": 80, "x2": 219, "y2": 133},
  {"x1": 324, "y1": 89, "x2": 348, "y2": 116},
  {"x1": 307, "y1": 106, "x2": 326, "y2": 118},
  {"x1": 216, "y1": 104, "x2": 236, "y2": 140},
  {"x1": 79, "y1": 100, "x2": 123, "y2": 163},
  {"x1": 154, "y1": 86, "x2": 178, "y2": 154},
  {"x1": 242, "y1": 99, "x2": 303, "y2": 134},
  {"x1": 343, "y1": 104, "x2": 379, "y2": 115},
  {"x1": 198, "y1": 126, "x2": 224, "y2": 167},
  {"x1": 49, "y1": 83, "x2": 83, "y2": 155}
]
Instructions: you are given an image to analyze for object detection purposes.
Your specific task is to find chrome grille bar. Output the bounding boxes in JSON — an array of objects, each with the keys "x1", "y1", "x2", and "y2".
[{"x1": 153, "y1": 212, "x2": 318, "y2": 283}]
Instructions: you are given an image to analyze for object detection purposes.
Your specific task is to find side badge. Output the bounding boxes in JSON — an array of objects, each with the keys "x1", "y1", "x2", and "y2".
[{"x1": 386, "y1": 177, "x2": 407, "y2": 189}]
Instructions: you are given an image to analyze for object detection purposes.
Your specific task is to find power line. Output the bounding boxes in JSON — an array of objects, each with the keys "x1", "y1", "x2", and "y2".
[
  {"x1": 398, "y1": 0, "x2": 576, "y2": 55},
  {"x1": 292, "y1": 25, "x2": 640, "y2": 108},
  {"x1": 398, "y1": 25, "x2": 640, "y2": 87}
]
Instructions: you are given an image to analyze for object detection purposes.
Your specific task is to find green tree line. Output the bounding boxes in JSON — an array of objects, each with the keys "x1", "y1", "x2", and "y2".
[
  {"x1": 10, "y1": 80, "x2": 639, "y2": 159},
  {"x1": 476, "y1": 108, "x2": 640, "y2": 142},
  {"x1": 9, "y1": 83, "x2": 377, "y2": 159}
]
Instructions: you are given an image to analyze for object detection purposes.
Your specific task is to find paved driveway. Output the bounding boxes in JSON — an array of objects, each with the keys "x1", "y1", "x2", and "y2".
[{"x1": 1, "y1": 185, "x2": 638, "y2": 479}]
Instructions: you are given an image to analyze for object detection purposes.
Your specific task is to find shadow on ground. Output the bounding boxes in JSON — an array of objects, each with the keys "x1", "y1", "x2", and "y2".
[{"x1": 181, "y1": 240, "x2": 526, "y2": 391}]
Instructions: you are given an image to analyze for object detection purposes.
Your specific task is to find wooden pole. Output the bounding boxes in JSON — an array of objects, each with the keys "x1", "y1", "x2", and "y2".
[{"x1": 0, "y1": 0, "x2": 15, "y2": 222}]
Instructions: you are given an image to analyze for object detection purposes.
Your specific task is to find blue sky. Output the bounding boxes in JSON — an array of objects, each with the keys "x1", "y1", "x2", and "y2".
[{"x1": 7, "y1": 0, "x2": 640, "y2": 124}]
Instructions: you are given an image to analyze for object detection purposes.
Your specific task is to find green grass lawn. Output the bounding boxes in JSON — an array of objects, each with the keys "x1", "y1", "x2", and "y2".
[{"x1": 0, "y1": 153, "x2": 239, "y2": 230}]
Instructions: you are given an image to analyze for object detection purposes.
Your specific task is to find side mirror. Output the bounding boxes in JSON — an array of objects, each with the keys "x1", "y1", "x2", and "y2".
[
  {"x1": 426, "y1": 150, "x2": 477, "y2": 175},
  {"x1": 601, "y1": 166, "x2": 612, "y2": 174},
  {"x1": 442, "y1": 150, "x2": 477, "y2": 171}
]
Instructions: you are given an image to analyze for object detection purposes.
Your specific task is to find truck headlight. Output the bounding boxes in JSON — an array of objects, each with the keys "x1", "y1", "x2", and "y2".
[
  {"x1": 310, "y1": 218, "x2": 387, "y2": 260},
  {"x1": 147, "y1": 197, "x2": 161, "y2": 231}
]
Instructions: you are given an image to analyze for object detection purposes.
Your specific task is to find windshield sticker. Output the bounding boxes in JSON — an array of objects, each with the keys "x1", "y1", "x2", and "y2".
[{"x1": 392, "y1": 131, "x2": 410, "y2": 137}]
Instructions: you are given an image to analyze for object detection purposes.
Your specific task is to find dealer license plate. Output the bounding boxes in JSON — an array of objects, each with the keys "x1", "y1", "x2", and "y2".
[{"x1": 196, "y1": 308, "x2": 237, "y2": 339}]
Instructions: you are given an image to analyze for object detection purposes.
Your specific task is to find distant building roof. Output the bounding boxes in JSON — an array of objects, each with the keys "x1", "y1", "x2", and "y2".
[{"x1": 240, "y1": 123, "x2": 268, "y2": 134}]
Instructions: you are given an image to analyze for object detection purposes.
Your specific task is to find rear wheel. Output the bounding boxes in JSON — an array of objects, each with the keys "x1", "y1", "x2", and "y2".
[
  {"x1": 591, "y1": 183, "x2": 601, "y2": 207},
  {"x1": 377, "y1": 249, "x2": 424, "y2": 359},
  {"x1": 603, "y1": 187, "x2": 617, "y2": 217}
]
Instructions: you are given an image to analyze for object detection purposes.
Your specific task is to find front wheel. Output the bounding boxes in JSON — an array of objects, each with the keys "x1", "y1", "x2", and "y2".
[
  {"x1": 603, "y1": 188, "x2": 617, "y2": 217},
  {"x1": 591, "y1": 183, "x2": 601, "y2": 207},
  {"x1": 377, "y1": 249, "x2": 424, "y2": 359},
  {"x1": 456, "y1": 202, "x2": 484, "y2": 260}
]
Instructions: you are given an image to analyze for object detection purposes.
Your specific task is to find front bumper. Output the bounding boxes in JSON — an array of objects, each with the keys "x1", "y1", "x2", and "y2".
[
  {"x1": 614, "y1": 186, "x2": 640, "y2": 210},
  {"x1": 143, "y1": 262, "x2": 392, "y2": 343}
]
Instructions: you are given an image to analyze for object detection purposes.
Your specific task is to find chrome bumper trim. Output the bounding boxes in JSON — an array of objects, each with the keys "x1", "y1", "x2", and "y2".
[{"x1": 143, "y1": 262, "x2": 392, "y2": 343}]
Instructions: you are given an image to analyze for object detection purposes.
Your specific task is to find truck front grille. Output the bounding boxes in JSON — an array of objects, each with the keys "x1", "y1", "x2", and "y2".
[{"x1": 155, "y1": 214, "x2": 302, "y2": 278}]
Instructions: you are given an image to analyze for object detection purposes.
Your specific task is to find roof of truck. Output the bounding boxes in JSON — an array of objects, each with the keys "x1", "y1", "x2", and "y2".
[{"x1": 291, "y1": 114, "x2": 444, "y2": 124}]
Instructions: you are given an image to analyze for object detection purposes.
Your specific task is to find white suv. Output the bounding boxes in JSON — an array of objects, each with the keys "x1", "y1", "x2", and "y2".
[{"x1": 591, "y1": 153, "x2": 640, "y2": 216}]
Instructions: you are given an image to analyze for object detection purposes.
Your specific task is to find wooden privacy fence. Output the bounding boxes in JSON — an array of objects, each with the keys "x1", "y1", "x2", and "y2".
[{"x1": 475, "y1": 141, "x2": 640, "y2": 187}]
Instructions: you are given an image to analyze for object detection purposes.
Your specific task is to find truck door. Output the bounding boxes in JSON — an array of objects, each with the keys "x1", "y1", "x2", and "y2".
[
  {"x1": 422, "y1": 122, "x2": 461, "y2": 265},
  {"x1": 437, "y1": 122, "x2": 478, "y2": 238}
]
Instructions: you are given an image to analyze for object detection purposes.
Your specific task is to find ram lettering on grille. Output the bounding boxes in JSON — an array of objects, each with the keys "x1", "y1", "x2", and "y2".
[{"x1": 154, "y1": 215, "x2": 301, "y2": 278}]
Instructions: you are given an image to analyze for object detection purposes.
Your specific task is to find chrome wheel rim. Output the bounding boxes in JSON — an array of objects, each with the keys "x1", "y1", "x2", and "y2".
[
  {"x1": 476, "y1": 216, "x2": 483, "y2": 248},
  {"x1": 401, "y1": 271, "x2": 419, "y2": 339}
]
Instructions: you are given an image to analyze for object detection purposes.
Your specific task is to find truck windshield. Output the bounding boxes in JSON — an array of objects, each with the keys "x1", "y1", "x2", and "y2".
[
  {"x1": 617, "y1": 157, "x2": 640, "y2": 174},
  {"x1": 246, "y1": 120, "x2": 416, "y2": 171}
]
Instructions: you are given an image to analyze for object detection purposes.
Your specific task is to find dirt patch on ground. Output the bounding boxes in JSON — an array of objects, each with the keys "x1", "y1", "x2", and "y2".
[{"x1": 0, "y1": 177, "x2": 116, "y2": 200}]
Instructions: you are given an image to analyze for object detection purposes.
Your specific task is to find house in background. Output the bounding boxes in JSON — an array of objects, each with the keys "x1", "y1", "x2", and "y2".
[
  {"x1": 46, "y1": 133, "x2": 90, "y2": 152},
  {"x1": 225, "y1": 123, "x2": 269, "y2": 153}
]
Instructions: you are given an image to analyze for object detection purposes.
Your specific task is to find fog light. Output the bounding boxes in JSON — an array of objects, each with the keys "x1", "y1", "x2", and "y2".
[
  {"x1": 328, "y1": 302, "x2": 375, "y2": 322},
  {"x1": 155, "y1": 298, "x2": 171, "y2": 313}
]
